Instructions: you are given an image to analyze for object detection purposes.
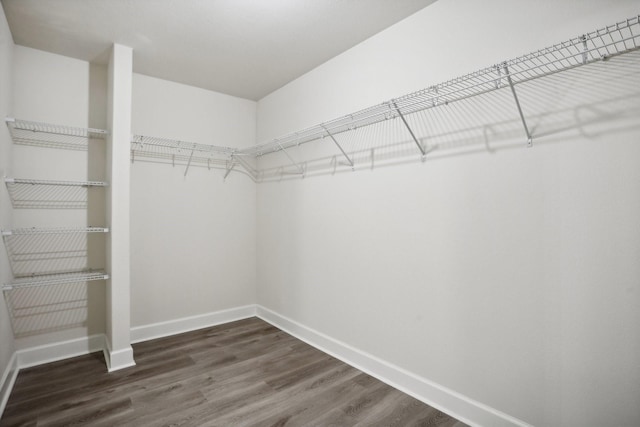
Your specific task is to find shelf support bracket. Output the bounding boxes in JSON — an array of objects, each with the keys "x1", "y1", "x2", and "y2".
[
  {"x1": 277, "y1": 142, "x2": 304, "y2": 175},
  {"x1": 184, "y1": 149, "x2": 194, "y2": 176},
  {"x1": 503, "y1": 63, "x2": 533, "y2": 147},
  {"x1": 224, "y1": 155, "x2": 235, "y2": 180},
  {"x1": 235, "y1": 154, "x2": 258, "y2": 182},
  {"x1": 322, "y1": 125, "x2": 354, "y2": 169},
  {"x1": 392, "y1": 101, "x2": 427, "y2": 158}
]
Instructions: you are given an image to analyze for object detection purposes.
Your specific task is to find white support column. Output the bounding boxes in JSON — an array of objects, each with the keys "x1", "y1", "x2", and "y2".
[{"x1": 105, "y1": 44, "x2": 135, "y2": 372}]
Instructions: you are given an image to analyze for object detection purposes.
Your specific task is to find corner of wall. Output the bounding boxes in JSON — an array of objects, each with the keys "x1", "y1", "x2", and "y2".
[{"x1": 0, "y1": 0, "x2": 16, "y2": 417}]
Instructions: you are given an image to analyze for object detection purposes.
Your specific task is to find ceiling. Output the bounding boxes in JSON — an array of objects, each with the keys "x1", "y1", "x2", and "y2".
[{"x1": 1, "y1": 0, "x2": 436, "y2": 101}]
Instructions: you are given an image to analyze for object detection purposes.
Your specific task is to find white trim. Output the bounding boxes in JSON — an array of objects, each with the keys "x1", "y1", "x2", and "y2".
[
  {"x1": 103, "y1": 339, "x2": 136, "y2": 373},
  {"x1": 130, "y1": 305, "x2": 257, "y2": 344},
  {"x1": 16, "y1": 334, "x2": 106, "y2": 370},
  {"x1": 256, "y1": 305, "x2": 532, "y2": 427},
  {"x1": 0, "y1": 352, "x2": 18, "y2": 417}
]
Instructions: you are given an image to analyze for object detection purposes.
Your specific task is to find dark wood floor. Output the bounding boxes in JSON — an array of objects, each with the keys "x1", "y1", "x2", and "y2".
[{"x1": 1, "y1": 317, "x2": 467, "y2": 426}]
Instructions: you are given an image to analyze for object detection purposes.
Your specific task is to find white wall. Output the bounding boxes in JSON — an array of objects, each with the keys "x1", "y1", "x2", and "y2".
[
  {"x1": 6, "y1": 45, "x2": 258, "y2": 347},
  {"x1": 130, "y1": 74, "x2": 257, "y2": 327},
  {"x1": 256, "y1": 1, "x2": 640, "y2": 426},
  {"x1": 0, "y1": 1, "x2": 16, "y2": 396},
  {"x1": 9, "y1": 46, "x2": 107, "y2": 349}
]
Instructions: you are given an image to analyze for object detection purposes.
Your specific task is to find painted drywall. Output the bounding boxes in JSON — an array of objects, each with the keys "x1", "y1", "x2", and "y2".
[
  {"x1": 256, "y1": 1, "x2": 640, "y2": 426},
  {"x1": 9, "y1": 45, "x2": 107, "y2": 350},
  {"x1": 104, "y1": 44, "x2": 135, "y2": 371},
  {"x1": 0, "y1": 1, "x2": 16, "y2": 397},
  {"x1": 130, "y1": 74, "x2": 257, "y2": 327}
]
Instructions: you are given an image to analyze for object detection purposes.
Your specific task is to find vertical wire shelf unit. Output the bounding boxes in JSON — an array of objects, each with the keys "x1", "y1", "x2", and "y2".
[
  {"x1": 3, "y1": 118, "x2": 110, "y2": 293},
  {"x1": 127, "y1": 15, "x2": 640, "y2": 182}
]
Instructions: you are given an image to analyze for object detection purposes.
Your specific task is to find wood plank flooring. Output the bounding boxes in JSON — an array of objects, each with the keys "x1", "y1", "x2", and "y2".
[{"x1": 1, "y1": 317, "x2": 467, "y2": 426}]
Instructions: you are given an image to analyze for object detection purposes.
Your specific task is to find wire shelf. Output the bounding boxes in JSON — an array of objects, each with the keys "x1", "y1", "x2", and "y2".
[
  {"x1": 5, "y1": 117, "x2": 108, "y2": 151},
  {"x1": 131, "y1": 134, "x2": 235, "y2": 163},
  {"x1": 5, "y1": 178, "x2": 108, "y2": 209},
  {"x1": 4, "y1": 280, "x2": 92, "y2": 338},
  {"x1": 1, "y1": 227, "x2": 109, "y2": 236},
  {"x1": 2, "y1": 271, "x2": 109, "y2": 291},
  {"x1": 2, "y1": 227, "x2": 109, "y2": 277},
  {"x1": 239, "y1": 15, "x2": 640, "y2": 158}
]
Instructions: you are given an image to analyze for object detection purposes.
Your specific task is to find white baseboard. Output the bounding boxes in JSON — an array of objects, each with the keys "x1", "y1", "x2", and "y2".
[
  {"x1": 130, "y1": 304, "x2": 257, "y2": 344},
  {"x1": 256, "y1": 305, "x2": 531, "y2": 427},
  {"x1": 2, "y1": 305, "x2": 530, "y2": 426},
  {"x1": 0, "y1": 352, "x2": 18, "y2": 417},
  {"x1": 103, "y1": 340, "x2": 136, "y2": 373},
  {"x1": 16, "y1": 334, "x2": 106, "y2": 370},
  {"x1": 0, "y1": 305, "x2": 257, "y2": 418}
]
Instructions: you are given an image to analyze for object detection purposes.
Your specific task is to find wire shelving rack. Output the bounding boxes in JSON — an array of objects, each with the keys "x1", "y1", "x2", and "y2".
[
  {"x1": 130, "y1": 134, "x2": 242, "y2": 177},
  {"x1": 1, "y1": 227, "x2": 109, "y2": 278},
  {"x1": 2, "y1": 117, "x2": 110, "y2": 335},
  {"x1": 5, "y1": 117, "x2": 107, "y2": 151},
  {"x1": 126, "y1": 16, "x2": 640, "y2": 181},
  {"x1": 2, "y1": 271, "x2": 109, "y2": 291},
  {"x1": 4, "y1": 178, "x2": 108, "y2": 209},
  {"x1": 1, "y1": 227, "x2": 109, "y2": 236},
  {"x1": 240, "y1": 15, "x2": 640, "y2": 167}
]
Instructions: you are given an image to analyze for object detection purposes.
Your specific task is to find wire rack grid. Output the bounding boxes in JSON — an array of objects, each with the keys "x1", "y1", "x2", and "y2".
[
  {"x1": 2, "y1": 271, "x2": 109, "y2": 291},
  {"x1": 239, "y1": 15, "x2": 640, "y2": 158},
  {"x1": 4, "y1": 178, "x2": 108, "y2": 209},
  {"x1": 5, "y1": 117, "x2": 107, "y2": 151}
]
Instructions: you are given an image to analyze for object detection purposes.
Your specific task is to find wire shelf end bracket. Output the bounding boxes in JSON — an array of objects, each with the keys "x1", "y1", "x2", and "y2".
[
  {"x1": 502, "y1": 63, "x2": 533, "y2": 147},
  {"x1": 391, "y1": 101, "x2": 428, "y2": 159},
  {"x1": 224, "y1": 155, "x2": 235, "y2": 180},
  {"x1": 321, "y1": 125, "x2": 354, "y2": 170},
  {"x1": 276, "y1": 141, "x2": 305, "y2": 175}
]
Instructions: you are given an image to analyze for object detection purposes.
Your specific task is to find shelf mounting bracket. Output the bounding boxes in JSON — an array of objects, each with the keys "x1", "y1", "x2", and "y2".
[
  {"x1": 235, "y1": 154, "x2": 258, "y2": 182},
  {"x1": 322, "y1": 125, "x2": 354, "y2": 169},
  {"x1": 224, "y1": 155, "x2": 235, "y2": 180},
  {"x1": 581, "y1": 35, "x2": 589, "y2": 64},
  {"x1": 277, "y1": 141, "x2": 304, "y2": 175},
  {"x1": 392, "y1": 101, "x2": 427, "y2": 158},
  {"x1": 184, "y1": 149, "x2": 195, "y2": 176},
  {"x1": 503, "y1": 63, "x2": 533, "y2": 147}
]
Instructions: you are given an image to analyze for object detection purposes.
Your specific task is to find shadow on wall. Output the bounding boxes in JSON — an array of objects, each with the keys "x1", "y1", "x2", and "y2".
[{"x1": 256, "y1": 49, "x2": 640, "y2": 181}]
